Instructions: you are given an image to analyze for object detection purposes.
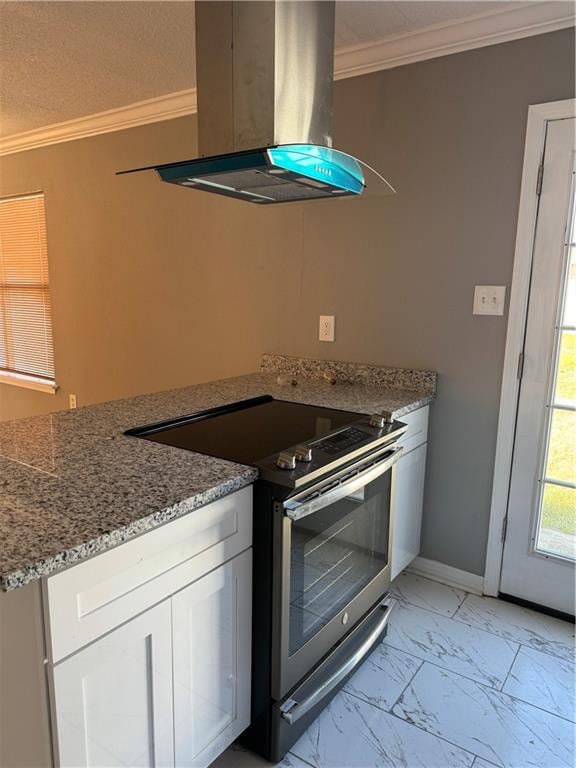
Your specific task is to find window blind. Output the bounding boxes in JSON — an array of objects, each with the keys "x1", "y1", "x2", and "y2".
[{"x1": 0, "y1": 193, "x2": 55, "y2": 383}]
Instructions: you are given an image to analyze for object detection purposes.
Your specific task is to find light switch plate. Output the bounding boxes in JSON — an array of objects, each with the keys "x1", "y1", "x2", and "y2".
[{"x1": 473, "y1": 286, "x2": 506, "y2": 316}]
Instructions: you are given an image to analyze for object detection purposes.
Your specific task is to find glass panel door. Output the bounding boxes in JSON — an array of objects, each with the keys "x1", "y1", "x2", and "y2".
[
  {"x1": 536, "y1": 182, "x2": 576, "y2": 559},
  {"x1": 500, "y1": 115, "x2": 576, "y2": 615}
]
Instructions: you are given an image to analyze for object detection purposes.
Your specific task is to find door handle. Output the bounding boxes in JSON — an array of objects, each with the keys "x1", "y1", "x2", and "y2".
[{"x1": 284, "y1": 447, "x2": 403, "y2": 521}]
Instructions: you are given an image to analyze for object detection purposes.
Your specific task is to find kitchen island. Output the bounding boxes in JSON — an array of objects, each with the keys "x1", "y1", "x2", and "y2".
[
  {"x1": 0, "y1": 354, "x2": 435, "y2": 768},
  {"x1": 0, "y1": 354, "x2": 435, "y2": 591}
]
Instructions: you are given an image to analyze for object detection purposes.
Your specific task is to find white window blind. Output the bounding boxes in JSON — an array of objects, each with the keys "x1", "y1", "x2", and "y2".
[{"x1": 0, "y1": 193, "x2": 55, "y2": 386}]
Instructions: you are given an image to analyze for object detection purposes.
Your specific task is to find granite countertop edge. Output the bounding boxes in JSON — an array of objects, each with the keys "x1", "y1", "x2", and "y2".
[
  {"x1": 384, "y1": 394, "x2": 434, "y2": 419},
  {"x1": 0, "y1": 469, "x2": 257, "y2": 592}
]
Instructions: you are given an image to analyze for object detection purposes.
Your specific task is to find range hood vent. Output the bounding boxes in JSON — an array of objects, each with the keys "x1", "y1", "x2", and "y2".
[
  {"x1": 119, "y1": 1, "x2": 392, "y2": 205},
  {"x1": 154, "y1": 144, "x2": 364, "y2": 204}
]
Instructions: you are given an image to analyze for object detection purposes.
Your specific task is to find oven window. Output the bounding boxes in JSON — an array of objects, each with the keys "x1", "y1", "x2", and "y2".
[{"x1": 288, "y1": 470, "x2": 391, "y2": 656}]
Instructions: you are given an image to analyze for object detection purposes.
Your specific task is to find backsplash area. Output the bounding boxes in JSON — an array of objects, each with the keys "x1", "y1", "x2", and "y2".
[{"x1": 260, "y1": 354, "x2": 437, "y2": 394}]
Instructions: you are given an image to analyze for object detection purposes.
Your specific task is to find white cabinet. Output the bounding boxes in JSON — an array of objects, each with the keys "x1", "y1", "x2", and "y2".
[
  {"x1": 51, "y1": 550, "x2": 252, "y2": 768},
  {"x1": 391, "y1": 407, "x2": 429, "y2": 579},
  {"x1": 52, "y1": 601, "x2": 174, "y2": 768},
  {"x1": 392, "y1": 442, "x2": 427, "y2": 579},
  {"x1": 47, "y1": 488, "x2": 253, "y2": 768},
  {"x1": 173, "y1": 550, "x2": 252, "y2": 768}
]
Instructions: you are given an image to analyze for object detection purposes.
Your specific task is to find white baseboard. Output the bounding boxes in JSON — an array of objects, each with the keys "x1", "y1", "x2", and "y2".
[{"x1": 406, "y1": 556, "x2": 484, "y2": 595}]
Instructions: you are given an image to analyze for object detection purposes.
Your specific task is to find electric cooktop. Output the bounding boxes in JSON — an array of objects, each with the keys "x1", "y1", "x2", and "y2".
[{"x1": 126, "y1": 395, "x2": 406, "y2": 488}]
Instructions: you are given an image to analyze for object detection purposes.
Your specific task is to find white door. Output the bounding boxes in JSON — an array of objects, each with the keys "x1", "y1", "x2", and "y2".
[
  {"x1": 172, "y1": 550, "x2": 252, "y2": 768},
  {"x1": 500, "y1": 116, "x2": 576, "y2": 615},
  {"x1": 52, "y1": 600, "x2": 174, "y2": 768}
]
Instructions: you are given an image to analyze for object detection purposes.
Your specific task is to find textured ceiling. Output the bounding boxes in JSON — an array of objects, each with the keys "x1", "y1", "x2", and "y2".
[{"x1": 0, "y1": 1, "x2": 520, "y2": 137}]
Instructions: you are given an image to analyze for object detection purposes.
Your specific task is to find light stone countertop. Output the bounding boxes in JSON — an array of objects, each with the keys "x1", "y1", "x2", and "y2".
[{"x1": 0, "y1": 361, "x2": 435, "y2": 591}]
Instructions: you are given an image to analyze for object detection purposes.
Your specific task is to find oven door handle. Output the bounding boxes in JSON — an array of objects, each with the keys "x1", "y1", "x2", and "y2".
[
  {"x1": 283, "y1": 446, "x2": 403, "y2": 521},
  {"x1": 279, "y1": 597, "x2": 397, "y2": 725}
]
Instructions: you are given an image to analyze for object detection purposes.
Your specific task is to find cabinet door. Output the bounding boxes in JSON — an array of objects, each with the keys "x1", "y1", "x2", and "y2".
[
  {"x1": 52, "y1": 601, "x2": 174, "y2": 768},
  {"x1": 391, "y1": 443, "x2": 427, "y2": 580},
  {"x1": 172, "y1": 550, "x2": 252, "y2": 768}
]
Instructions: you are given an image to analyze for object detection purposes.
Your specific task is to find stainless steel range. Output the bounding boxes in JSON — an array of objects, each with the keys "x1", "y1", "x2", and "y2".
[{"x1": 126, "y1": 395, "x2": 406, "y2": 761}]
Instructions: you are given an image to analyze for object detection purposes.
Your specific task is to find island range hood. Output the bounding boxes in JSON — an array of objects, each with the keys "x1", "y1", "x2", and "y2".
[{"x1": 119, "y1": 1, "x2": 391, "y2": 205}]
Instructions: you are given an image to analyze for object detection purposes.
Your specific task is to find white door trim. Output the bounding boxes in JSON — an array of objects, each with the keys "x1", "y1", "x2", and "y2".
[{"x1": 483, "y1": 98, "x2": 576, "y2": 596}]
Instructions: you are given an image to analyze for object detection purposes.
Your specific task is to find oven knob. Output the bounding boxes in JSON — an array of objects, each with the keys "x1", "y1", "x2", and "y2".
[
  {"x1": 294, "y1": 444, "x2": 312, "y2": 462},
  {"x1": 369, "y1": 413, "x2": 392, "y2": 428},
  {"x1": 276, "y1": 451, "x2": 296, "y2": 470}
]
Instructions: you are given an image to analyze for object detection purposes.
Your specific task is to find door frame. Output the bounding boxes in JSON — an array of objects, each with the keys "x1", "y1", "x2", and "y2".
[{"x1": 484, "y1": 98, "x2": 576, "y2": 596}]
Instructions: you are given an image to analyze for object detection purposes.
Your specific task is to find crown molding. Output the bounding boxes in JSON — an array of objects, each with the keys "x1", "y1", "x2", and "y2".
[
  {"x1": 334, "y1": 1, "x2": 575, "y2": 80},
  {"x1": 0, "y1": 89, "x2": 198, "y2": 156},
  {"x1": 1, "y1": 1, "x2": 573, "y2": 157}
]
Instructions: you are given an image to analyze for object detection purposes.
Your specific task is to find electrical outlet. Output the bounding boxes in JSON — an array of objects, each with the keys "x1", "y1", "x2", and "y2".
[
  {"x1": 473, "y1": 286, "x2": 506, "y2": 316},
  {"x1": 69, "y1": 394, "x2": 77, "y2": 409},
  {"x1": 319, "y1": 315, "x2": 335, "y2": 342}
]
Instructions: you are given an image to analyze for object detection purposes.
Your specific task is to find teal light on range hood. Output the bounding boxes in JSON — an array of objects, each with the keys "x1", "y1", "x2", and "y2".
[
  {"x1": 267, "y1": 145, "x2": 364, "y2": 194},
  {"x1": 148, "y1": 144, "x2": 364, "y2": 204}
]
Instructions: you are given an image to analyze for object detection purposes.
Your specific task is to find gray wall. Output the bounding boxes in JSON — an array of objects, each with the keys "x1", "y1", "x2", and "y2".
[
  {"x1": 280, "y1": 29, "x2": 575, "y2": 575},
  {"x1": 1, "y1": 30, "x2": 574, "y2": 576}
]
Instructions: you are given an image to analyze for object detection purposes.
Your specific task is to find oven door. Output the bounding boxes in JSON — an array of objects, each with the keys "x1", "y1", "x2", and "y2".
[{"x1": 272, "y1": 443, "x2": 402, "y2": 699}]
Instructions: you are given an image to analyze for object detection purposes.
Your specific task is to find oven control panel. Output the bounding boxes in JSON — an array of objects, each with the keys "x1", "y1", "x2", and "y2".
[
  {"x1": 311, "y1": 427, "x2": 368, "y2": 455},
  {"x1": 263, "y1": 417, "x2": 407, "y2": 489}
]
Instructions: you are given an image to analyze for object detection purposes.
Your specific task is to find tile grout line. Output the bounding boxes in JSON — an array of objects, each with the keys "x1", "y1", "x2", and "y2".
[
  {"x1": 448, "y1": 595, "x2": 574, "y2": 661},
  {"x1": 381, "y1": 637, "x2": 516, "y2": 691},
  {"x1": 388, "y1": 586, "x2": 574, "y2": 705},
  {"x1": 387, "y1": 698, "x2": 480, "y2": 766},
  {"x1": 341, "y1": 639, "x2": 424, "y2": 712},
  {"x1": 485, "y1": 673, "x2": 576, "y2": 726},
  {"x1": 495, "y1": 643, "x2": 576, "y2": 724},
  {"x1": 404, "y1": 572, "x2": 570, "y2": 658},
  {"x1": 393, "y1": 589, "x2": 529, "y2": 648},
  {"x1": 470, "y1": 758, "x2": 499, "y2": 768},
  {"x1": 286, "y1": 749, "x2": 315, "y2": 768},
  {"x1": 450, "y1": 591, "x2": 468, "y2": 618},
  {"x1": 514, "y1": 636, "x2": 576, "y2": 662},
  {"x1": 450, "y1": 610, "x2": 575, "y2": 663},
  {"x1": 498, "y1": 643, "x2": 521, "y2": 692},
  {"x1": 386, "y1": 713, "x2": 479, "y2": 768},
  {"x1": 373, "y1": 648, "x2": 509, "y2": 693},
  {"x1": 389, "y1": 651, "x2": 576, "y2": 727},
  {"x1": 391, "y1": 584, "x2": 467, "y2": 620},
  {"x1": 380, "y1": 659, "x2": 576, "y2": 764},
  {"x1": 391, "y1": 595, "x2": 487, "y2": 628},
  {"x1": 387, "y1": 656, "x2": 425, "y2": 711},
  {"x1": 340, "y1": 686, "x2": 480, "y2": 767}
]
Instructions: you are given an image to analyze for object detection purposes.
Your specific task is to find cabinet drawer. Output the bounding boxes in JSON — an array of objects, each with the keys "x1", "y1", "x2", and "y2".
[
  {"x1": 44, "y1": 486, "x2": 252, "y2": 663},
  {"x1": 397, "y1": 406, "x2": 429, "y2": 453}
]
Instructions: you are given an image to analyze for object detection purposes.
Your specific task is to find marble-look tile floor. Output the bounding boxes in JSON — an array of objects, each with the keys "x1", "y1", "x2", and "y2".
[{"x1": 212, "y1": 572, "x2": 575, "y2": 768}]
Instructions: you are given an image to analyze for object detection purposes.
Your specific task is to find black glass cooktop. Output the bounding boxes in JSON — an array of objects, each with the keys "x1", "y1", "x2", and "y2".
[{"x1": 125, "y1": 396, "x2": 364, "y2": 465}]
